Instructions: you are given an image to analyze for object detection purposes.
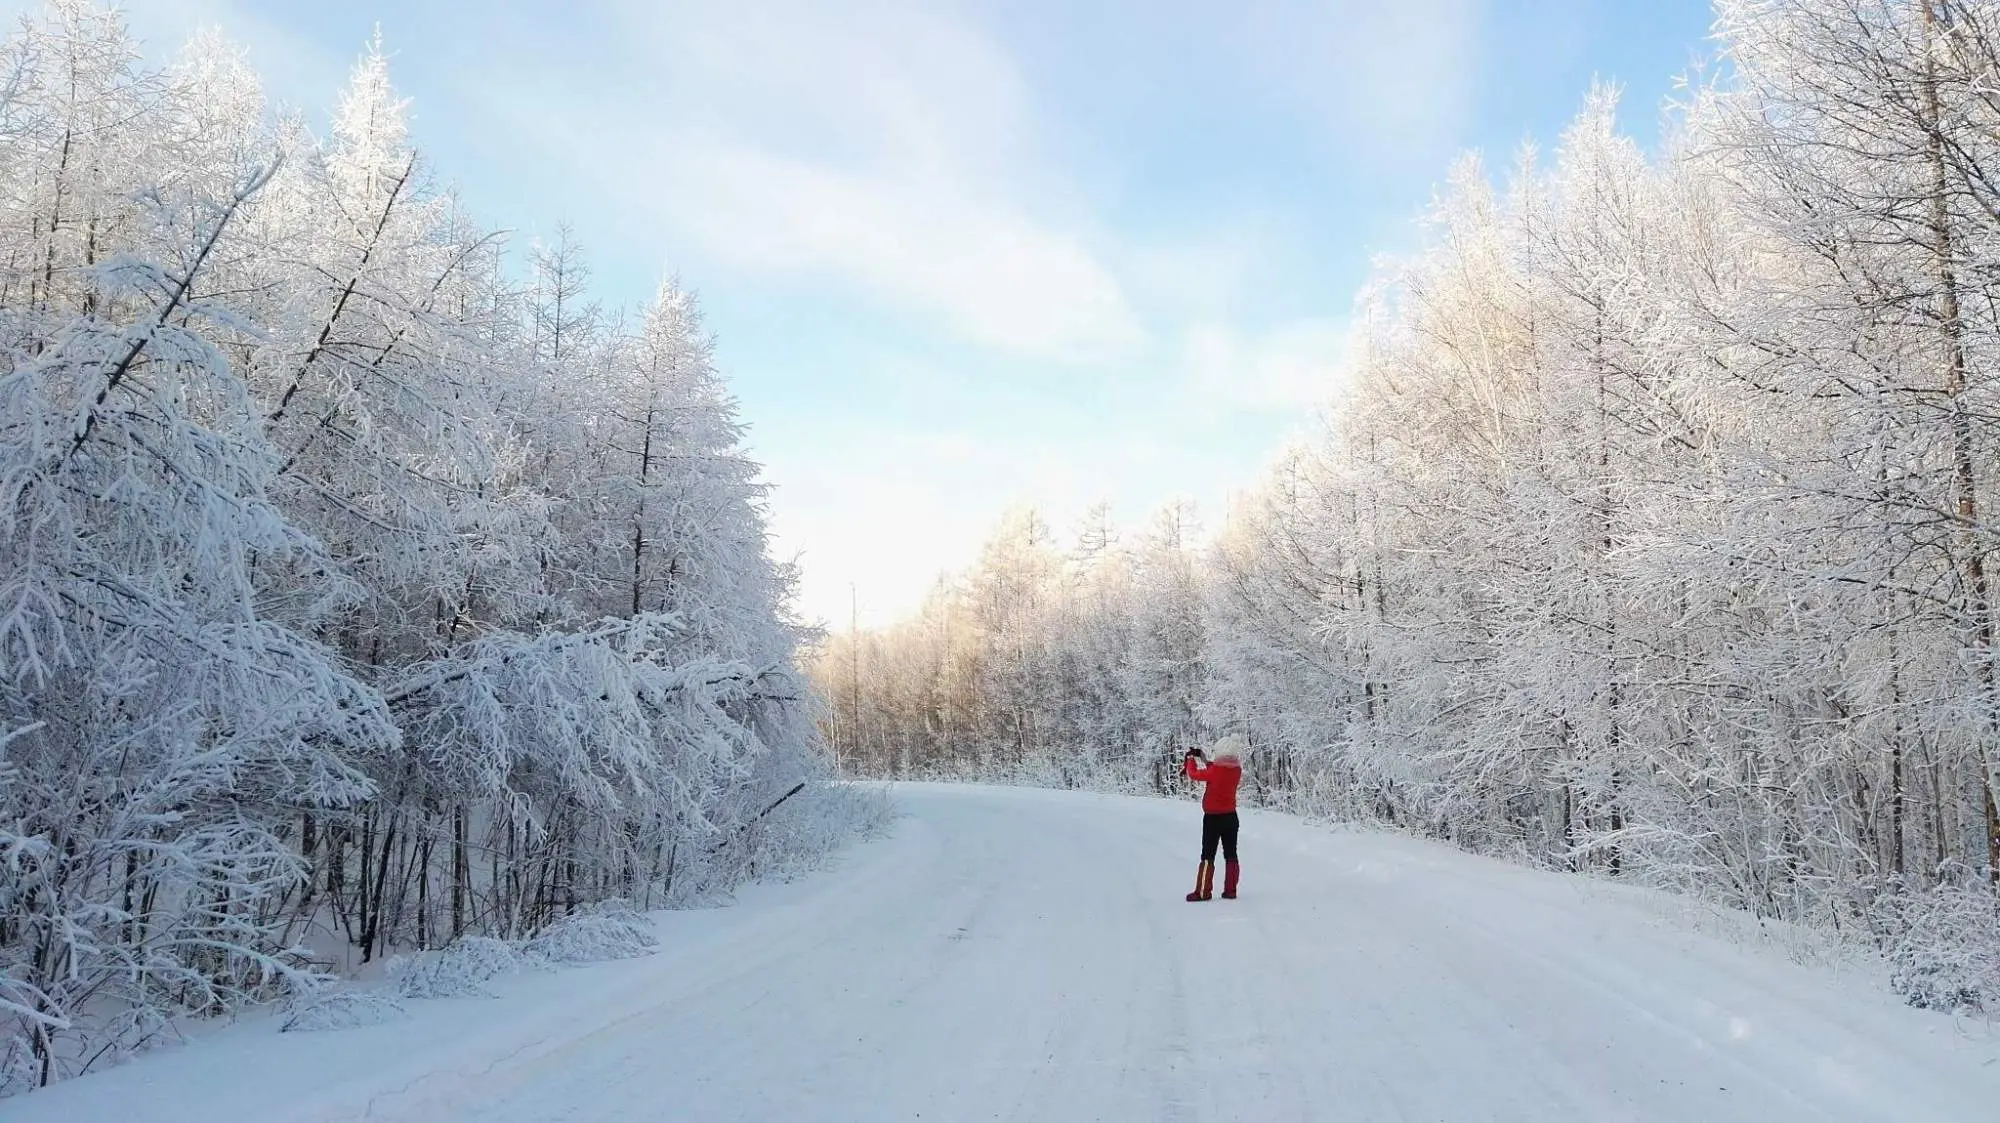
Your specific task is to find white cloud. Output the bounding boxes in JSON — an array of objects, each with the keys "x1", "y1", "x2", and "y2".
[
  {"x1": 441, "y1": 0, "x2": 1485, "y2": 372},
  {"x1": 474, "y1": 0, "x2": 1145, "y2": 364},
  {"x1": 1118, "y1": 220, "x2": 1275, "y2": 322},
  {"x1": 637, "y1": 133, "x2": 1144, "y2": 364},
  {"x1": 1217, "y1": 0, "x2": 1485, "y2": 163},
  {"x1": 629, "y1": 0, "x2": 1030, "y2": 178},
  {"x1": 1182, "y1": 318, "x2": 1357, "y2": 410}
]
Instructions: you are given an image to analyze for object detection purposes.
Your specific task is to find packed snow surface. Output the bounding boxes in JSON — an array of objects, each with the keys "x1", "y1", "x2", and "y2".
[{"x1": 16, "y1": 784, "x2": 2000, "y2": 1122}]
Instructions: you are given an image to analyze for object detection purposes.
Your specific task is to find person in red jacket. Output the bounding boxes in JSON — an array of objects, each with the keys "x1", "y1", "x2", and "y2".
[{"x1": 1183, "y1": 735, "x2": 1245, "y2": 901}]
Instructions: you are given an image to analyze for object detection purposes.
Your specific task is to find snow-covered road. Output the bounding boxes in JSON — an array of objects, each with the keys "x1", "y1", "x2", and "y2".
[{"x1": 17, "y1": 784, "x2": 2000, "y2": 1122}]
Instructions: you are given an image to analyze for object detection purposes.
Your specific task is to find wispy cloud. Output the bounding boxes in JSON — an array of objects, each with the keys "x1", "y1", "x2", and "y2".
[
  {"x1": 633, "y1": 134, "x2": 1145, "y2": 364},
  {"x1": 444, "y1": 0, "x2": 1486, "y2": 372},
  {"x1": 1218, "y1": 0, "x2": 1485, "y2": 163},
  {"x1": 472, "y1": 0, "x2": 1146, "y2": 364},
  {"x1": 1181, "y1": 318, "x2": 1357, "y2": 410}
]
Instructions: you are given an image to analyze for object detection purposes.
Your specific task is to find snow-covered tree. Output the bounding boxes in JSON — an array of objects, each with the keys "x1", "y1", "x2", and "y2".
[{"x1": 0, "y1": 3, "x2": 840, "y2": 1091}]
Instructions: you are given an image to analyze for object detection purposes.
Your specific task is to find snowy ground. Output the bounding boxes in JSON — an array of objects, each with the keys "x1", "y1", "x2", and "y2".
[{"x1": 14, "y1": 783, "x2": 2000, "y2": 1122}]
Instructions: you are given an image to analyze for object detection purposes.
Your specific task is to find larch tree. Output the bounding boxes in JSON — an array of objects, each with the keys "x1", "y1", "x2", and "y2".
[{"x1": 0, "y1": 3, "x2": 845, "y2": 1091}]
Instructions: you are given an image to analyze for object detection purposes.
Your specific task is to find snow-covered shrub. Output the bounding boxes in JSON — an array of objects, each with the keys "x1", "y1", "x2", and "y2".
[
  {"x1": 385, "y1": 937, "x2": 524, "y2": 1000},
  {"x1": 279, "y1": 990, "x2": 406, "y2": 1033},
  {"x1": 0, "y1": 1033, "x2": 39, "y2": 1099},
  {"x1": 720, "y1": 782, "x2": 896, "y2": 887},
  {"x1": 523, "y1": 901, "x2": 659, "y2": 965},
  {"x1": 1880, "y1": 885, "x2": 2000, "y2": 1015}
]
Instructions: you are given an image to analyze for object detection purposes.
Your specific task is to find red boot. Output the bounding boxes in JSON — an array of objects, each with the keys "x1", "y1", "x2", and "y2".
[
  {"x1": 1221, "y1": 860, "x2": 1240, "y2": 899},
  {"x1": 1186, "y1": 860, "x2": 1213, "y2": 902}
]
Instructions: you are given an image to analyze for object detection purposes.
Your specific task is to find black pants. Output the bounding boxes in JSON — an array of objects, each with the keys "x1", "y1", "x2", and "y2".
[{"x1": 1200, "y1": 812, "x2": 1239, "y2": 863}]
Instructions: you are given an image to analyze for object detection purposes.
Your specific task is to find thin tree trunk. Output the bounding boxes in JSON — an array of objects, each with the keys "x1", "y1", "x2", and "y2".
[
  {"x1": 1921, "y1": 0, "x2": 2000, "y2": 881},
  {"x1": 452, "y1": 804, "x2": 468, "y2": 941}
]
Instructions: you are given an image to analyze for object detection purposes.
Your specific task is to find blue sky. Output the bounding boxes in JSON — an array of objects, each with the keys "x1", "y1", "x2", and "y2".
[{"x1": 52, "y1": 0, "x2": 1715, "y2": 626}]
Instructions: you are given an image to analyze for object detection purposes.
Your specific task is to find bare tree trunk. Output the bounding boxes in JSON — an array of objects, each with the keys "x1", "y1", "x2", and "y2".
[
  {"x1": 452, "y1": 804, "x2": 468, "y2": 941},
  {"x1": 1890, "y1": 618, "x2": 1908, "y2": 880}
]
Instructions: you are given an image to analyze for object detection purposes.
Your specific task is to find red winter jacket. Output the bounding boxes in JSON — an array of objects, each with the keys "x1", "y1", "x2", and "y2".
[{"x1": 1184, "y1": 756, "x2": 1241, "y2": 814}]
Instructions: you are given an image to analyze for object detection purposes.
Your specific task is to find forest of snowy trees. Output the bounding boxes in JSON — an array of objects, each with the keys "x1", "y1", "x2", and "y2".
[
  {"x1": 813, "y1": 0, "x2": 2000, "y2": 1008},
  {"x1": 0, "y1": 1, "x2": 853, "y2": 1092}
]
